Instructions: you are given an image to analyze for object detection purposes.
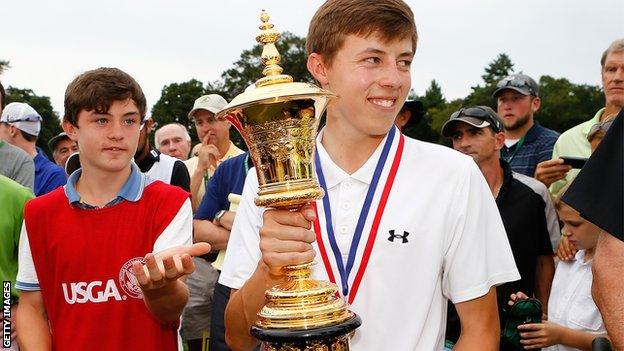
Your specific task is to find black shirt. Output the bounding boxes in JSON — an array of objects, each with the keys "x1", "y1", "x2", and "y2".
[{"x1": 446, "y1": 159, "x2": 553, "y2": 347}]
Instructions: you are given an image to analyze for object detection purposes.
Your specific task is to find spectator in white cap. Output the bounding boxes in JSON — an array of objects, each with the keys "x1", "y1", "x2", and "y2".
[
  {"x1": 184, "y1": 94, "x2": 243, "y2": 211},
  {"x1": 0, "y1": 81, "x2": 35, "y2": 190},
  {"x1": 0, "y1": 102, "x2": 66, "y2": 196}
]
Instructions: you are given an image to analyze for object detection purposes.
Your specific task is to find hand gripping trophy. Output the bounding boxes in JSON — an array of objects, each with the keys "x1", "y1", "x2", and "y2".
[{"x1": 216, "y1": 10, "x2": 361, "y2": 351}]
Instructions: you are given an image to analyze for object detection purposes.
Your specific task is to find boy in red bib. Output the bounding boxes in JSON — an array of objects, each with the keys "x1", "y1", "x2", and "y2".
[{"x1": 16, "y1": 67, "x2": 210, "y2": 350}]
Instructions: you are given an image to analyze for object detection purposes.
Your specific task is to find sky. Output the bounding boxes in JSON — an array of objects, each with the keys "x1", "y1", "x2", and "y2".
[{"x1": 1, "y1": 0, "x2": 622, "y2": 118}]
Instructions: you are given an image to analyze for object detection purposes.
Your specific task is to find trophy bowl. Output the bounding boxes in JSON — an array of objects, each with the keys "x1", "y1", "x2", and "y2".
[{"x1": 215, "y1": 10, "x2": 361, "y2": 351}]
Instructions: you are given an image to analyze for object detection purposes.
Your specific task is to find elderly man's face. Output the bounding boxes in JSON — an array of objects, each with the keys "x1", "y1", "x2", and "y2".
[
  {"x1": 602, "y1": 50, "x2": 624, "y2": 108},
  {"x1": 156, "y1": 124, "x2": 191, "y2": 161},
  {"x1": 53, "y1": 138, "x2": 78, "y2": 168}
]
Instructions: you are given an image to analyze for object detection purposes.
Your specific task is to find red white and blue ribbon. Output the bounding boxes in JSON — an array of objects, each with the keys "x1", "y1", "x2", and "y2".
[{"x1": 313, "y1": 127, "x2": 404, "y2": 304}]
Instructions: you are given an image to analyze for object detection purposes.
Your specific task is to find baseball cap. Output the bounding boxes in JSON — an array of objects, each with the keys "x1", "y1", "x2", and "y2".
[
  {"x1": 0, "y1": 102, "x2": 42, "y2": 136},
  {"x1": 493, "y1": 74, "x2": 539, "y2": 98},
  {"x1": 48, "y1": 132, "x2": 71, "y2": 151},
  {"x1": 188, "y1": 94, "x2": 228, "y2": 119},
  {"x1": 441, "y1": 106, "x2": 503, "y2": 137},
  {"x1": 400, "y1": 100, "x2": 426, "y2": 127}
]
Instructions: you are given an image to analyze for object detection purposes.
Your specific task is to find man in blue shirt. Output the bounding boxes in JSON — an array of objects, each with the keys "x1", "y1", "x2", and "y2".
[
  {"x1": 494, "y1": 74, "x2": 560, "y2": 177},
  {"x1": 0, "y1": 102, "x2": 66, "y2": 196},
  {"x1": 191, "y1": 152, "x2": 251, "y2": 351}
]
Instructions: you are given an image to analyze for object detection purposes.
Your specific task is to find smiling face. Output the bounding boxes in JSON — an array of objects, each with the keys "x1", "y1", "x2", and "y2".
[
  {"x1": 63, "y1": 98, "x2": 141, "y2": 175},
  {"x1": 602, "y1": 50, "x2": 624, "y2": 108},
  {"x1": 308, "y1": 33, "x2": 413, "y2": 138},
  {"x1": 558, "y1": 202, "x2": 601, "y2": 251}
]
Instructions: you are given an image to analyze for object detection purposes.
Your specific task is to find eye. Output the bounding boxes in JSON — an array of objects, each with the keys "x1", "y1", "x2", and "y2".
[
  {"x1": 364, "y1": 57, "x2": 381, "y2": 65},
  {"x1": 397, "y1": 59, "x2": 412, "y2": 70},
  {"x1": 96, "y1": 118, "x2": 108, "y2": 125},
  {"x1": 123, "y1": 118, "x2": 139, "y2": 126}
]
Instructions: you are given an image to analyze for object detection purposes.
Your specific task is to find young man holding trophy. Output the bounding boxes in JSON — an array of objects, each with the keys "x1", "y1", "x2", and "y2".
[{"x1": 220, "y1": 0, "x2": 520, "y2": 350}]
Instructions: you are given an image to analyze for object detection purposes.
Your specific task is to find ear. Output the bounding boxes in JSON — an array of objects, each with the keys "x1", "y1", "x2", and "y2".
[
  {"x1": 395, "y1": 110, "x2": 411, "y2": 129},
  {"x1": 531, "y1": 96, "x2": 541, "y2": 113},
  {"x1": 62, "y1": 120, "x2": 78, "y2": 141},
  {"x1": 145, "y1": 118, "x2": 154, "y2": 134},
  {"x1": 494, "y1": 131, "x2": 505, "y2": 151},
  {"x1": 307, "y1": 53, "x2": 330, "y2": 87}
]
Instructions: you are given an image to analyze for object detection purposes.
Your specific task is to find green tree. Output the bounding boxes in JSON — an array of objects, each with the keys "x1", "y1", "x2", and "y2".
[
  {"x1": 537, "y1": 75, "x2": 603, "y2": 133},
  {"x1": 150, "y1": 79, "x2": 213, "y2": 143},
  {"x1": 420, "y1": 80, "x2": 446, "y2": 110},
  {"x1": 220, "y1": 31, "x2": 312, "y2": 98},
  {"x1": 0, "y1": 60, "x2": 9, "y2": 75},
  {"x1": 6, "y1": 87, "x2": 62, "y2": 157},
  {"x1": 464, "y1": 53, "x2": 515, "y2": 108}
]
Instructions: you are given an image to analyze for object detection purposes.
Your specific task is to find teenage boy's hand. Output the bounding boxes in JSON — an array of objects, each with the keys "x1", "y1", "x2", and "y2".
[
  {"x1": 132, "y1": 242, "x2": 211, "y2": 291},
  {"x1": 534, "y1": 159, "x2": 571, "y2": 187},
  {"x1": 260, "y1": 204, "x2": 317, "y2": 276}
]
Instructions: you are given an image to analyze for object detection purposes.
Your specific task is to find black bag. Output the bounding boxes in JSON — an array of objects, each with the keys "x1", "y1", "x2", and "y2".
[{"x1": 501, "y1": 298, "x2": 543, "y2": 350}]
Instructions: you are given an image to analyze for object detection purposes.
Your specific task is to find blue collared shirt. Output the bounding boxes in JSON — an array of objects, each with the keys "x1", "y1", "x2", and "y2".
[
  {"x1": 64, "y1": 163, "x2": 154, "y2": 209},
  {"x1": 33, "y1": 148, "x2": 67, "y2": 196},
  {"x1": 501, "y1": 122, "x2": 560, "y2": 177}
]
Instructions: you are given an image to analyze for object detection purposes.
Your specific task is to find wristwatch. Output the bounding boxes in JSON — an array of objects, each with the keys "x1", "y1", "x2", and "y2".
[{"x1": 213, "y1": 210, "x2": 227, "y2": 225}]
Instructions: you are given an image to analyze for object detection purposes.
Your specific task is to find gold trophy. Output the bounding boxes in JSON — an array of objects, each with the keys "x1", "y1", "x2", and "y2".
[{"x1": 215, "y1": 10, "x2": 361, "y2": 351}]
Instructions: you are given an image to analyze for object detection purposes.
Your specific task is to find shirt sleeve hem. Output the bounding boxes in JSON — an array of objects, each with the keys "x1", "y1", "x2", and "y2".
[
  {"x1": 15, "y1": 281, "x2": 41, "y2": 291},
  {"x1": 449, "y1": 270, "x2": 521, "y2": 304},
  {"x1": 218, "y1": 275, "x2": 245, "y2": 290}
]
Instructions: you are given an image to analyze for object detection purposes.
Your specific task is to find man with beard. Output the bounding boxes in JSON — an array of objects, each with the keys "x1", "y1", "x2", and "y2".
[{"x1": 494, "y1": 74, "x2": 559, "y2": 177}]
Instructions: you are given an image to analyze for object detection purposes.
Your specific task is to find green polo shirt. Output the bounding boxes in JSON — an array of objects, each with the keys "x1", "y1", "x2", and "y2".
[
  {"x1": 549, "y1": 108, "x2": 604, "y2": 196},
  {"x1": 0, "y1": 175, "x2": 34, "y2": 301}
]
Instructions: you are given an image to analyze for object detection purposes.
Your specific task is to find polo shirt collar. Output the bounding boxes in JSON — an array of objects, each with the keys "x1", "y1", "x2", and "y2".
[
  {"x1": 64, "y1": 162, "x2": 147, "y2": 205},
  {"x1": 581, "y1": 108, "x2": 605, "y2": 136},
  {"x1": 315, "y1": 128, "x2": 392, "y2": 189},
  {"x1": 523, "y1": 122, "x2": 544, "y2": 143}
]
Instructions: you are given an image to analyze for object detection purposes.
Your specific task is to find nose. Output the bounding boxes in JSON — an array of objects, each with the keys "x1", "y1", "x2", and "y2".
[
  {"x1": 108, "y1": 120, "x2": 125, "y2": 140},
  {"x1": 614, "y1": 67, "x2": 624, "y2": 82},
  {"x1": 378, "y1": 62, "x2": 403, "y2": 89}
]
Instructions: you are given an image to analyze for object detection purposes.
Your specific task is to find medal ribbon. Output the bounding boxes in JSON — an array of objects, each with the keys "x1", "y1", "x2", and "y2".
[{"x1": 313, "y1": 127, "x2": 404, "y2": 303}]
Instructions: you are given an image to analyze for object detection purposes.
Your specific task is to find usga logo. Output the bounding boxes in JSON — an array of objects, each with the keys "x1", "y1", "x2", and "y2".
[{"x1": 62, "y1": 257, "x2": 145, "y2": 304}]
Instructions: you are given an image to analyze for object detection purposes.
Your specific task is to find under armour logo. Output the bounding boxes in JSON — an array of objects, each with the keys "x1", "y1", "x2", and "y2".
[{"x1": 388, "y1": 230, "x2": 409, "y2": 244}]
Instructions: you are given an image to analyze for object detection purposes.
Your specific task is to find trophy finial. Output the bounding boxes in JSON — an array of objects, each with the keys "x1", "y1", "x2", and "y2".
[{"x1": 254, "y1": 10, "x2": 293, "y2": 87}]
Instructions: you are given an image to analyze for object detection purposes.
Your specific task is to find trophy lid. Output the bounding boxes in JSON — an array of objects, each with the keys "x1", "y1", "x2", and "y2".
[{"x1": 216, "y1": 10, "x2": 336, "y2": 119}]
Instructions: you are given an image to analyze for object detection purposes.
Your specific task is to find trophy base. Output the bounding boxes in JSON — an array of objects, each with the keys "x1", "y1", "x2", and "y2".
[
  {"x1": 255, "y1": 180, "x2": 324, "y2": 209},
  {"x1": 251, "y1": 314, "x2": 361, "y2": 351}
]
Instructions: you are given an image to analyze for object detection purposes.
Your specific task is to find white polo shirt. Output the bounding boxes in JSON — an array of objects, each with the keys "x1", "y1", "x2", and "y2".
[
  {"x1": 545, "y1": 250, "x2": 606, "y2": 351},
  {"x1": 220, "y1": 128, "x2": 520, "y2": 350}
]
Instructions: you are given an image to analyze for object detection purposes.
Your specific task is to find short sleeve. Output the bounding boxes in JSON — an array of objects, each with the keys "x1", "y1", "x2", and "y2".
[
  {"x1": 442, "y1": 161, "x2": 520, "y2": 303},
  {"x1": 153, "y1": 199, "x2": 193, "y2": 252},
  {"x1": 16, "y1": 221, "x2": 40, "y2": 291},
  {"x1": 218, "y1": 170, "x2": 263, "y2": 290},
  {"x1": 195, "y1": 167, "x2": 226, "y2": 220}
]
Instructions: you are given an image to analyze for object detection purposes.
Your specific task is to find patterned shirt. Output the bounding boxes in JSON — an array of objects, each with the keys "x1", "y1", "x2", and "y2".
[{"x1": 501, "y1": 122, "x2": 560, "y2": 177}]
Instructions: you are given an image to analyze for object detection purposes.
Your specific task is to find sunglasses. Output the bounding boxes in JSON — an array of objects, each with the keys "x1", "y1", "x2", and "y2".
[
  {"x1": 588, "y1": 119, "x2": 614, "y2": 140},
  {"x1": 496, "y1": 76, "x2": 537, "y2": 95},
  {"x1": 4, "y1": 116, "x2": 41, "y2": 123},
  {"x1": 450, "y1": 107, "x2": 503, "y2": 132}
]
